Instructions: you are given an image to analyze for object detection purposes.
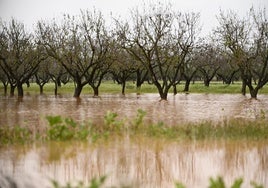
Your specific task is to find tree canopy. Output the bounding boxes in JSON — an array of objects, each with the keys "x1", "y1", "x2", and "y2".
[{"x1": 0, "y1": 3, "x2": 267, "y2": 99}]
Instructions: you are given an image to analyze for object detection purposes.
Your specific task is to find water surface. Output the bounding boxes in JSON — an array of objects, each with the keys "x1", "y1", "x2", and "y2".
[
  {"x1": 0, "y1": 138, "x2": 267, "y2": 187},
  {"x1": 0, "y1": 93, "x2": 268, "y2": 187},
  {"x1": 1, "y1": 93, "x2": 268, "y2": 128}
]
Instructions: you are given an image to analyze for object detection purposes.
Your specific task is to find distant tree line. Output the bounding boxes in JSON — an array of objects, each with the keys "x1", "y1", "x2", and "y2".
[{"x1": 0, "y1": 3, "x2": 267, "y2": 100}]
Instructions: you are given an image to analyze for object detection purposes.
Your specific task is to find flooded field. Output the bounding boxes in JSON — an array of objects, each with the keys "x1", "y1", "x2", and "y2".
[
  {"x1": 0, "y1": 138, "x2": 267, "y2": 187},
  {"x1": 0, "y1": 93, "x2": 268, "y2": 187},
  {"x1": 1, "y1": 93, "x2": 268, "y2": 128}
]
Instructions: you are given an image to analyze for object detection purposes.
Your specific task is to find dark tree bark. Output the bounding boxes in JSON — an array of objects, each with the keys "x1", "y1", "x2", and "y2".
[
  {"x1": 241, "y1": 79, "x2": 247, "y2": 96},
  {"x1": 182, "y1": 70, "x2": 197, "y2": 92},
  {"x1": 173, "y1": 84, "x2": 177, "y2": 95},
  {"x1": 1, "y1": 82, "x2": 8, "y2": 96},
  {"x1": 10, "y1": 84, "x2": 16, "y2": 97},
  {"x1": 183, "y1": 79, "x2": 191, "y2": 92},
  {"x1": 121, "y1": 81, "x2": 126, "y2": 95},
  {"x1": 135, "y1": 68, "x2": 148, "y2": 94},
  {"x1": 17, "y1": 82, "x2": 24, "y2": 97},
  {"x1": 54, "y1": 80, "x2": 58, "y2": 96},
  {"x1": 92, "y1": 86, "x2": 99, "y2": 97},
  {"x1": 74, "y1": 85, "x2": 83, "y2": 98}
]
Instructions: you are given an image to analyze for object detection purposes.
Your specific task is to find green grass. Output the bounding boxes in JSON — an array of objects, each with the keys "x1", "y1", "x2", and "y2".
[{"x1": 2, "y1": 80, "x2": 268, "y2": 96}]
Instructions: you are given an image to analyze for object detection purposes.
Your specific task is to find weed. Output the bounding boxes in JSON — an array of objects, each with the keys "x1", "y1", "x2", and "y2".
[
  {"x1": 132, "y1": 108, "x2": 146, "y2": 129},
  {"x1": 175, "y1": 176, "x2": 263, "y2": 188},
  {"x1": 175, "y1": 182, "x2": 186, "y2": 188},
  {"x1": 0, "y1": 125, "x2": 32, "y2": 144},
  {"x1": 104, "y1": 111, "x2": 122, "y2": 130},
  {"x1": 51, "y1": 175, "x2": 106, "y2": 188},
  {"x1": 250, "y1": 181, "x2": 264, "y2": 188},
  {"x1": 46, "y1": 116, "x2": 90, "y2": 141}
]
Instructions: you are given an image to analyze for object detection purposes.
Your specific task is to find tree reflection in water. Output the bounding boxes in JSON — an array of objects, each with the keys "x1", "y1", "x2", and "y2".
[{"x1": 0, "y1": 137, "x2": 267, "y2": 187}]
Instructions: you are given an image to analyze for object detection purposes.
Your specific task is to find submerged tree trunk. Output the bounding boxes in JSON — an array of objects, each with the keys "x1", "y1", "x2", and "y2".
[
  {"x1": 93, "y1": 86, "x2": 99, "y2": 97},
  {"x1": 39, "y1": 85, "x2": 44, "y2": 95},
  {"x1": 247, "y1": 81, "x2": 259, "y2": 99},
  {"x1": 241, "y1": 79, "x2": 246, "y2": 96},
  {"x1": 173, "y1": 84, "x2": 177, "y2": 95},
  {"x1": 249, "y1": 89, "x2": 258, "y2": 99},
  {"x1": 136, "y1": 85, "x2": 141, "y2": 95},
  {"x1": 159, "y1": 91, "x2": 168, "y2": 100},
  {"x1": 122, "y1": 81, "x2": 126, "y2": 95},
  {"x1": 10, "y1": 84, "x2": 16, "y2": 97},
  {"x1": 183, "y1": 79, "x2": 191, "y2": 92},
  {"x1": 155, "y1": 83, "x2": 168, "y2": 100},
  {"x1": 54, "y1": 81, "x2": 58, "y2": 96},
  {"x1": 73, "y1": 84, "x2": 83, "y2": 98},
  {"x1": 17, "y1": 82, "x2": 24, "y2": 97},
  {"x1": 3, "y1": 83, "x2": 8, "y2": 95}
]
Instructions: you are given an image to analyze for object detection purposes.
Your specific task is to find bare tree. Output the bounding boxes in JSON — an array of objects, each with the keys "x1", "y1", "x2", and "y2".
[
  {"x1": 111, "y1": 49, "x2": 136, "y2": 95},
  {"x1": 116, "y1": 2, "x2": 200, "y2": 100},
  {"x1": 48, "y1": 62, "x2": 69, "y2": 96},
  {"x1": 37, "y1": 10, "x2": 113, "y2": 97},
  {"x1": 214, "y1": 9, "x2": 268, "y2": 98},
  {"x1": 37, "y1": 16, "x2": 89, "y2": 98},
  {"x1": 196, "y1": 41, "x2": 221, "y2": 87},
  {"x1": 81, "y1": 10, "x2": 115, "y2": 97},
  {"x1": 0, "y1": 19, "x2": 46, "y2": 98},
  {"x1": 180, "y1": 48, "x2": 199, "y2": 92},
  {"x1": 248, "y1": 8, "x2": 268, "y2": 98},
  {"x1": 216, "y1": 55, "x2": 240, "y2": 85},
  {"x1": 34, "y1": 59, "x2": 50, "y2": 95}
]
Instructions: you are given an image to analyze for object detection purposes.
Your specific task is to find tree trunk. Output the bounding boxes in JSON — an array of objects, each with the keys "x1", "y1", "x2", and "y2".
[
  {"x1": 26, "y1": 80, "x2": 30, "y2": 88},
  {"x1": 159, "y1": 91, "x2": 168, "y2": 100},
  {"x1": 10, "y1": 85, "x2": 16, "y2": 97},
  {"x1": 17, "y1": 82, "x2": 24, "y2": 97},
  {"x1": 247, "y1": 82, "x2": 258, "y2": 99},
  {"x1": 39, "y1": 85, "x2": 44, "y2": 95},
  {"x1": 136, "y1": 86, "x2": 141, "y2": 95},
  {"x1": 57, "y1": 77, "x2": 61, "y2": 87},
  {"x1": 204, "y1": 79, "x2": 210, "y2": 87},
  {"x1": 73, "y1": 84, "x2": 83, "y2": 98},
  {"x1": 155, "y1": 82, "x2": 169, "y2": 100},
  {"x1": 173, "y1": 84, "x2": 177, "y2": 95},
  {"x1": 3, "y1": 83, "x2": 8, "y2": 96},
  {"x1": 54, "y1": 81, "x2": 58, "y2": 96},
  {"x1": 241, "y1": 80, "x2": 246, "y2": 96},
  {"x1": 122, "y1": 81, "x2": 126, "y2": 95},
  {"x1": 249, "y1": 88, "x2": 258, "y2": 99},
  {"x1": 93, "y1": 87, "x2": 99, "y2": 97},
  {"x1": 183, "y1": 79, "x2": 191, "y2": 92}
]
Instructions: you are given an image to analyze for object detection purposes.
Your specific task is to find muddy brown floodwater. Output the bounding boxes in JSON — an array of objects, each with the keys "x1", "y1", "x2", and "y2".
[
  {"x1": 1, "y1": 93, "x2": 268, "y2": 127},
  {"x1": 0, "y1": 138, "x2": 267, "y2": 187},
  {"x1": 0, "y1": 93, "x2": 268, "y2": 187}
]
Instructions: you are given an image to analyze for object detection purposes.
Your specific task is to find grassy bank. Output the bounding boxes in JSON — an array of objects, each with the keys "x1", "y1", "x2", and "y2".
[
  {"x1": 1, "y1": 110, "x2": 268, "y2": 145},
  {"x1": 1, "y1": 81, "x2": 268, "y2": 96}
]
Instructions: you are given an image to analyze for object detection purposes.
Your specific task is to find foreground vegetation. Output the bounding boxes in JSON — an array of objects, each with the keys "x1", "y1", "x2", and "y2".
[
  {"x1": 50, "y1": 176, "x2": 263, "y2": 188},
  {"x1": 1, "y1": 109, "x2": 268, "y2": 145}
]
